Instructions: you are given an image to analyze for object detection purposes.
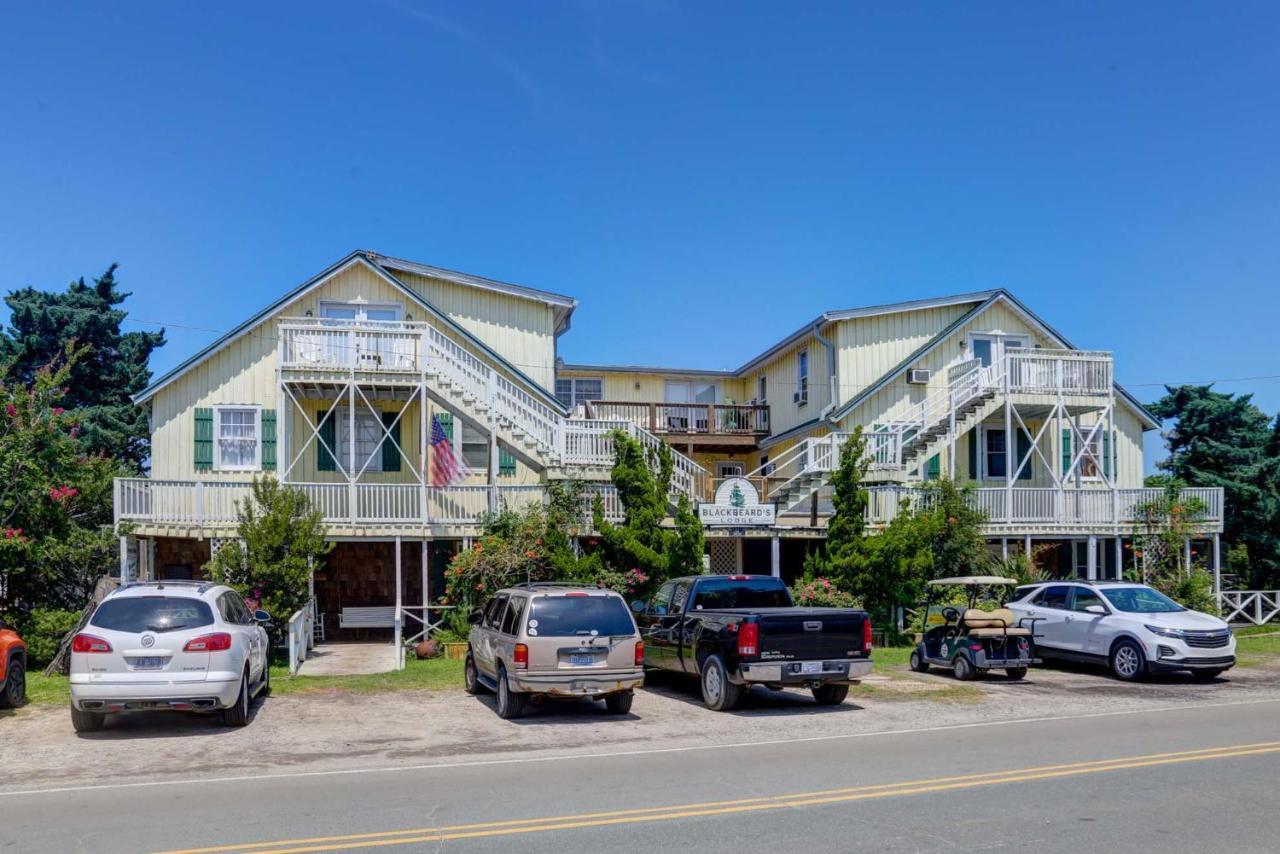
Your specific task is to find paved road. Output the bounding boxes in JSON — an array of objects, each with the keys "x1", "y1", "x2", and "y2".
[{"x1": 5, "y1": 697, "x2": 1278, "y2": 853}]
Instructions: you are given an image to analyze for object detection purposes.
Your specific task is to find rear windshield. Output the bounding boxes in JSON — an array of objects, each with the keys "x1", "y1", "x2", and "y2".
[
  {"x1": 1101, "y1": 587, "x2": 1184, "y2": 614},
  {"x1": 689, "y1": 578, "x2": 791, "y2": 610},
  {"x1": 91, "y1": 596, "x2": 216, "y2": 633},
  {"x1": 527, "y1": 596, "x2": 635, "y2": 638}
]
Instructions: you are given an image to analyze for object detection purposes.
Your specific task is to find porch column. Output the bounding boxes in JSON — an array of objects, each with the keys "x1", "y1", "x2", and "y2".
[
  {"x1": 1212, "y1": 533, "x2": 1222, "y2": 596},
  {"x1": 1113, "y1": 537, "x2": 1123, "y2": 582},
  {"x1": 1086, "y1": 535, "x2": 1098, "y2": 580},
  {"x1": 119, "y1": 535, "x2": 130, "y2": 584},
  {"x1": 1024, "y1": 534, "x2": 1032, "y2": 556},
  {"x1": 1001, "y1": 538, "x2": 1008, "y2": 561},
  {"x1": 347, "y1": 381, "x2": 356, "y2": 525},
  {"x1": 735, "y1": 538, "x2": 744, "y2": 573},
  {"x1": 394, "y1": 536, "x2": 404, "y2": 670},
  {"x1": 1184, "y1": 538, "x2": 1192, "y2": 576},
  {"x1": 770, "y1": 535, "x2": 780, "y2": 578},
  {"x1": 421, "y1": 539, "x2": 430, "y2": 616}
]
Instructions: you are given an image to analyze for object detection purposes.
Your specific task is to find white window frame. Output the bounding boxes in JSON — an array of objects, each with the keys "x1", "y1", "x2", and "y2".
[
  {"x1": 334, "y1": 406, "x2": 385, "y2": 474},
  {"x1": 966, "y1": 332, "x2": 1032, "y2": 368},
  {"x1": 716, "y1": 461, "x2": 745, "y2": 478},
  {"x1": 212, "y1": 405, "x2": 262, "y2": 472},
  {"x1": 757, "y1": 375, "x2": 767, "y2": 404},
  {"x1": 460, "y1": 421, "x2": 490, "y2": 472},
  {"x1": 796, "y1": 350, "x2": 809, "y2": 405},
  {"x1": 555, "y1": 376, "x2": 604, "y2": 409},
  {"x1": 1076, "y1": 431, "x2": 1104, "y2": 482},
  {"x1": 980, "y1": 425, "x2": 1007, "y2": 480},
  {"x1": 318, "y1": 300, "x2": 404, "y2": 322}
]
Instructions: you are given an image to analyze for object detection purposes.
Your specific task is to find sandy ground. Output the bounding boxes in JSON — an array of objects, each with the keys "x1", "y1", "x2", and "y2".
[{"x1": 3, "y1": 660, "x2": 1278, "y2": 794}]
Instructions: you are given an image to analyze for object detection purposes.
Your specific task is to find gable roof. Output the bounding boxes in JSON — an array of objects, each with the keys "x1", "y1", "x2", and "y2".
[
  {"x1": 826, "y1": 289, "x2": 1160, "y2": 429},
  {"x1": 133, "y1": 251, "x2": 568, "y2": 412}
]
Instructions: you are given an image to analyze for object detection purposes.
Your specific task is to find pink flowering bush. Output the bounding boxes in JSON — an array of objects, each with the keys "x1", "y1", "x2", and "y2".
[{"x1": 789, "y1": 576, "x2": 860, "y2": 608}]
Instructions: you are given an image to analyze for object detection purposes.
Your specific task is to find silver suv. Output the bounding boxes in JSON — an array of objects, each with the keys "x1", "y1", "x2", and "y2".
[{"x1": 464, "y1": 583, "x2": 645, "y2": 719}]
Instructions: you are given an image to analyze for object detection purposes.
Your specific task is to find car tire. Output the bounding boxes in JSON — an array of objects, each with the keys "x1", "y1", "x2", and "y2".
[
  {"x1": 495, "y1": 666, "x2": 525, "y2": 719},
  {"x1": 70, "y1": 704, "x2": 104, "y2": 733},
  {"x1": 222, "y1": 669, "x2": 251, "y2": 727},
  {"x1": 811, "y1": 683, "x2": 849, "y2": 706},
  {"x1": 0, "y1": 655, "x2": 24, "y2": 708},
  {"x1": 1005, "y1": 666, "x2": 1028, "y2": 680},
  {"x1": 464, "y1": 653, "x2": 484, "y2": 695},
  {"x1": 909, "y1": 649, "x2": 930, "y2": 673},
  {"x1": 952, "y1": 654, "x2": 976, "y2": 681},
  {"x1": 1109, "y1": 639, "x2": 1147, "y2": 682},
  {"x1": 1190, "y1": 668, "x2": 1225, "y2": 682},
  {"x1": 699, "y1": 655, "x2": 742, "y2": 712},
  {"x1": 604, "y1": 691, "x2": 634, "y2": 715}
]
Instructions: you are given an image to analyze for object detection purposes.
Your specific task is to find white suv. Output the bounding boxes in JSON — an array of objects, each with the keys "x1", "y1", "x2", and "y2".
[
  {"x1": 69, "y1": 581, "x2": 271, "y2": 732},
  {"x1": 1007, "y1": 581, "x2": 1235, "y2": 682}
]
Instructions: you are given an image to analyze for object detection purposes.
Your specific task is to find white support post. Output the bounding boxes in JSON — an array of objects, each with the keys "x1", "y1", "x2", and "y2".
[
  {"x1": 1086, "y1": 535, "x2": 1098, "y2": 580},
  {"x1": 1001, "y1": 538, "x2": 1008, "y2": 561},
  {"x1": 394, "y1": 535, "x2": 404, "y2": 670},
  {"x1": 735, "y1": 538, "x2": 744, "y2": 573},
  {"x1": 119, "y1": 535, "x2": 130, "y2": 585},
  {"x1": 348, "y1": 380, "x2": 356, "y2": 525},
  {"x1": 488, "y1": 429, "x2": 498, "y2": 514},
  {"x1": 421, "y1": 539, "x2": 430, "y2": 619},
  {"x1": 1113, "y1": 536, "x2": 1123, "y2": 582},
  {"x1": 770, "y1": 535, "x2": 780, "y2": 578},
  {"x1": 1212, "y1": 533, "x2": 1221, "y2": 597},
  {"x1": 420, "y1": 383, "x2": 429, "y2": 525},
  {"x1": 1004, "y1": 372, "x2": 1013, "y2": 524},
  {"x1": 1024, "y1": 534, "x2": 1032, "y2": 557},
  {"x1": 1184, "y1": 538, "x2": 1192, "y2": 576}
]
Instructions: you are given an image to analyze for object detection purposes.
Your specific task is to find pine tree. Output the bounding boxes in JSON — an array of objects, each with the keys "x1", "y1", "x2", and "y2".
[
  {"x1": 1, "y1": 264, "x2": 165, "y2": 472},
  {"x1": 804, "y1": 427, "x2": 871, "y2": 584}
]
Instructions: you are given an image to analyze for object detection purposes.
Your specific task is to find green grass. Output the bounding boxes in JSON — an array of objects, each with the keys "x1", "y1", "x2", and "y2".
[
  {"x1": 1235, "y1": 629, "x2": 1280, "y2": 667},
  {"x1": 24, "y1": 671, "x2": 71, "y2": 706}
]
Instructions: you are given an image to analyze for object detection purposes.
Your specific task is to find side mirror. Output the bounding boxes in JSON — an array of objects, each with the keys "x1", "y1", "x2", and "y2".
[
  {"x1": 1084, "y1": 605, "x2": 1107, "y2": 616},
  {"x1": 630, "y1": 600, "x2": 646, "y2": 614},
  {"x1": 468, "y1": 608, "x2": 484, "y2": 625},
  {"x1": 253, "y1": 609, "x2": 272, "y2": 623}
]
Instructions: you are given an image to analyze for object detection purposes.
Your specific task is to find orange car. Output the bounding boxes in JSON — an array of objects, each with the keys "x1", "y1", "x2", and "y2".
[{"x1": 0, "y1": 619, "x2": 26, "y2": 707}]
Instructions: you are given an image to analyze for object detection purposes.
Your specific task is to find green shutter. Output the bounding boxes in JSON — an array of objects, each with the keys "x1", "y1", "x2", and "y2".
[
  {"x1": 1061, "y1": 428, "x2": 1072, "y2": 476},
  {"x1": 437, "y1": 412, "x2": 454, "y2": 440},
  {"x1": 1016, "y1": 428, "x2": 1032, "y2": 481},
  {"x1": 261, "y1": 409, "x2": 277, "y2": 471},
  {"x1": 1103, "y1": 429, "x2": 1112, "y2": 480},
  {"x1": 924, "y1": 454, "x2": 940, "y2": 481},
  {"x1": 381, "y1": 411, "x2": 401, "y2": 472},
  {"x1": 194, "y1": 408, "x2": 213, "y2": 471},
  {"x1": 967, "y1": 432, "x2": 978, "y2": 480},
  {"x1": 498, "y1": 444, "x2": 516, "y2": 477},
  {"x1": 317, "y1": 411, "x2": 336, "y2": 472}
]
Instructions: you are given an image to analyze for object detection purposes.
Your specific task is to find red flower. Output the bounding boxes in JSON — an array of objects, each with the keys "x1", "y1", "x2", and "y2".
[
  {"x1": 4, "y1": 404, "x2": 15, "y2": 418},
  {"x1": 52, "y1": 407, "x2": 65, "y2": 416}
]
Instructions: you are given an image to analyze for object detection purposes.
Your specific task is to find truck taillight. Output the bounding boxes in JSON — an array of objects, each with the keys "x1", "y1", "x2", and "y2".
[
  {"x1": 863, "y1": 619, "x2": 873, "y2": 655},
  {"x1": 738, "y1": 622, "x2": 759, "y2": 657},
  {"x1": 634, "y1": 641, "x2": 644, "y2": 666},
  {"x1": 513, "y1": 643, "x2": 529, "y2": 670},
  {"x1": 183, "y1": 632, "x2": 232, "y2": 652},
  {"x1": 72, "y1": 634, "x2": 112, "y2": 654}
]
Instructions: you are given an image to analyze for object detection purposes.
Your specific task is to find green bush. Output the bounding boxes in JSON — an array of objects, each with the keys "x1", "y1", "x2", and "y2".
[
  {"x1": 21, "y1": 608, "x2": 81, "y2": 666},
  {"x1": 789, "y1": 576, "x2": 860, "y2": 608}
]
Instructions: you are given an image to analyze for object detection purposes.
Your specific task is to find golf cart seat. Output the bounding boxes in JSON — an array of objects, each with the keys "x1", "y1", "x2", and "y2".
[{"x1": 962, "y1": 608, "x2": 1032, "y2": 637}]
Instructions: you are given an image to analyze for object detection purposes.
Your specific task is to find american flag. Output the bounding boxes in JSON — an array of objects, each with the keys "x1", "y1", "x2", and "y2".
[{"x1": 429, "y1": 415, "x2": 463, "y2": 487}]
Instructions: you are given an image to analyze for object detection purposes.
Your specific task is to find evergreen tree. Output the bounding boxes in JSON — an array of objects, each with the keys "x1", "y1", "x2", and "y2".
[
  {"x1": 1149, "y1": 385, "x2": 1280, "y2": 586},
  {"x1": 804, "y1": 427, "x2": 871, "y2": 585},
  {"x1": 1, "y1": 264, "x2": 165, "y2": 472}
]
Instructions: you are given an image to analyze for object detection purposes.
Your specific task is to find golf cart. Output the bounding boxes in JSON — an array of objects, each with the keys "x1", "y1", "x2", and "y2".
[{"x1": 909, "y1": 576, "x2": 1039, "y2": 680}]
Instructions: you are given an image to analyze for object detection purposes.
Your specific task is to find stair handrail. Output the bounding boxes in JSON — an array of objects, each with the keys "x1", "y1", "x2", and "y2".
[{"x1": 874, "y1": 358, "x2": 998, "y2": 467}]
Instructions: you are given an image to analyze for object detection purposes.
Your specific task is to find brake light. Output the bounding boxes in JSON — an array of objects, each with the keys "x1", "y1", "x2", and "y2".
[
  {"x1": 738, "y1": 622, "x2": 759, "y2": 657},
  {"x1": 183, "y1": 632, "x2": 232, "y2": 652},
  {"x1": 513, "y1": 643, "x2": 529, "y2": 670},
  {"x1": 72, "y1": 634, "x2": 112, "y2": 654},
  {"x1": 862, "y1": 619, "x2": 873, "y2": 655},
  {"x1": 634, "y1": 641, "x2": 644, "y2": 666},
  {"x1": 564, "y1": 592, "x2": 589, "y2": 597}
]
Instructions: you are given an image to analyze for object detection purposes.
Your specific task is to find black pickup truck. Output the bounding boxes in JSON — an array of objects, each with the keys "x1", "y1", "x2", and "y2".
[{"x1": 631, "y1": 575, "x2": 872, "y2": 710}]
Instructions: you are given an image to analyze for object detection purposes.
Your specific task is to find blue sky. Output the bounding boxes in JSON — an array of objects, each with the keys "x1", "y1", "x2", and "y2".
[{"x1": 2, "y1": 2, "x2": 1278, "y2": 469}]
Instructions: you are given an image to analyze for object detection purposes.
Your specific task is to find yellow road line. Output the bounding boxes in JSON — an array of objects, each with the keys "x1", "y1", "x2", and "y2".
[{"x1": 156, "y1": 741, "x2": 1280, "y2": 854}]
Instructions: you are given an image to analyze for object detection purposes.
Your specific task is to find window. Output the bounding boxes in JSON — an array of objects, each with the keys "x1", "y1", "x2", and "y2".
[
  {"x1": 650, "y1": 582, "x2": 675, "y2": 616},
  {"x1": 500, "y1": 595, "x2": 526, "y2": 635},
  {"x1": 319, "y1": 301, "x2": 402, "y2": 322},
  {"x1": 716, "y1": 461, "x2": 744, "y2": 478},
  {"x1": 461, "y1": 422, "x2": 489, "y2": 470},
  {"x1": 757, "y1": 375, "x2": 767, "y2": 403},
  {"x1": 796, "y1": 350, "x2": 809, "y2": 404},
  {"x1": 555, "y1": 377, "x2": 603, "y2": 408},
  {"x1": 485, "y1": 594, "x2": 509, "y2": 629},
  {"x1": 1032, "y1": 585, "x2": 1071, "y2": 610},
  {"x1": 91, "y1": 597, "x2": 215, "y2": 633},
  {"x1": 1101, "y1": 586, "x2": 1185, "y2": 614},
  {"x1": 218, "y1": 592, "x2": 253, "y2": 625},
  {"x1": 334, "y1": 408, "x2": 385, "y2": 473},
  {"x1": 215, "y1": 406, "x2": 260, "y2": 470},
  {"x1": 984, "y1": 428, "x2": 1007, "y2": 479},
  {"x1": 670, "y1": 582, "x2": 691, "y2": 613},
  {"x1": 759, "y1": 455, "x2": 773, "y2": 476},
  {"x1": 1071, "y1": 587, "x2": 1107, "y2": 613},
  {"x1": 689, "y1": 578, "x2": 791, "y2": 610},
  {"x1": 526, "y1": 595, "x2": 636, "y2": 637}
]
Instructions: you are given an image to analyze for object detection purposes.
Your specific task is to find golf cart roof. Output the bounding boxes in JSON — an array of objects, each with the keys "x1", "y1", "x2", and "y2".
[{"x1": 928, "y1": 576, "x2": 1018, "y2": 587}]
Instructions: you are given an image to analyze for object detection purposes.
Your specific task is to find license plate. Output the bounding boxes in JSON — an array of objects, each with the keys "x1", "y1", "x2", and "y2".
[
  {"x1": 569, "y1": 654, "x2": 596, "y2": 667},
  {"x1": 130, "y1": 657, "x2": 166, "y2": 670},
  {"x1": 800, "y1": 662, "x2": 823, "y2": 675}
]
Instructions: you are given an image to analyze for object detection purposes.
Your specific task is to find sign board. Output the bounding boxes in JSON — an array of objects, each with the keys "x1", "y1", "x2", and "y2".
[{"x1": 698, "y1": 477, "x2": 776, "y2": 526}]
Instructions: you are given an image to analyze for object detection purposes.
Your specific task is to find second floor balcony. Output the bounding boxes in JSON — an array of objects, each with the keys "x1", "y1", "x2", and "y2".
[{"x1": 582, "y1": 400, "x2": 770, "y2": 451}]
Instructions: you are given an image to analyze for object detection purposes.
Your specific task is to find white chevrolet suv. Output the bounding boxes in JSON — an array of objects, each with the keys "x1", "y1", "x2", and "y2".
[
  {"x1": 69, "y1": 581, "x2": 271, "y2": 732},
  {"x1": 1007, "y1": 581, "x2": 1235, "y2": 682}
]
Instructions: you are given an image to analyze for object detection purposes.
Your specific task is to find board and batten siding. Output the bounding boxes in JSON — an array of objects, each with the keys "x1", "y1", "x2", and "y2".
[
  {"x1": 833, "y1": 302, "x2": 977, "y2": 402},
  {"x1": 747, "y1": 332, "x2": 831, "y2": 437},
  {"x1": 557, "y1": 370, "x2": 748, "y2": 405},
  {"x1": 149, "y1": 260, "x2": 555, "y2": 481}
]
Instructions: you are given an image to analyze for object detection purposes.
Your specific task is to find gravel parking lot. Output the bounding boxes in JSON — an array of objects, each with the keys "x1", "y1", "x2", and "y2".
[{"x1": 4, "y1": 658, "x2": 1278, "y2": 796}]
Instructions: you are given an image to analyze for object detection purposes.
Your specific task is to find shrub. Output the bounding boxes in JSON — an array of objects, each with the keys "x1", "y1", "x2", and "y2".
[
  {"x1": 21, "y1": 607, "x2": 81, "y2": 666},
  {"x1": 789, "y1": 576, "x2": 860, "y2": 609}
]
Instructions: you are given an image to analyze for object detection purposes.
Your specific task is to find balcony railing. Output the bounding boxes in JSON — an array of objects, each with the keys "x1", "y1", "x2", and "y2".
[{"x1": 584, "y1": 401, "x2": 770, "y2": 436}]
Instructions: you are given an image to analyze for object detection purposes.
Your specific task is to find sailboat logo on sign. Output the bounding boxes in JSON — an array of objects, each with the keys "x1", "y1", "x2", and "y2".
[{"x1": 699, "y1": 477, "x2": 775, "y2": 526}]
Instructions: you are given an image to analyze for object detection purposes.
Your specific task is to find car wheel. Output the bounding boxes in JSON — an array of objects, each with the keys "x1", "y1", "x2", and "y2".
[
  {"x1": 495, "y1": 666, "x2": 525, "y2": 719},
  {"x1": 0, "y1": 656, "x2": 24, "y2": 708},
  {"x1": 952, "y1": 654, "x2": 976, "y2": 681},
  {"x1": 464, "y1": 653, "x2": 485, "y2": 695},
  {"x1": 811, "y1": 683, "x2": 849, "y2": 706},
  {"x1": 1109, "y1": 639, "x2": 1147, "y2": 682},
  {"x1": 699, "y1": 655, "x2": 742, "y2": 712},
  {"x1": 222, "y1": 669, "x2": 251, "y2": 727},
  {"x1": 70, "y1": 704, "x2": 104, "y2": 733},
  {"x1": 1005, "y1": 666, "x2": 1028, "y2": 680},
  {"x1": 604, "y1": 691, "x2": 634, "y2": 715},
  {"x1": 1190, "y1": 668, "x2": 1225, "y2": 682},
  {"x1": 909, "y1": 649, "x2": 929, "y2": 673}
]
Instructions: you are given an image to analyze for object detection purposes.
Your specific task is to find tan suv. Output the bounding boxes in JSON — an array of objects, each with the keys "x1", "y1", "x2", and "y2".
[{"x1": 464, "y1": 583, "x2": 644, "y2": 719}]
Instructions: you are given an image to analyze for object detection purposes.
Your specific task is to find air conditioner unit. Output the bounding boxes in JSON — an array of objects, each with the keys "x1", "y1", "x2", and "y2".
[
  {"x1": 793, "y1": 391, "x2": 807, "y2": 404},
  {"x1": 907, "y1": 368, "x2": 932, "y2": 385}
]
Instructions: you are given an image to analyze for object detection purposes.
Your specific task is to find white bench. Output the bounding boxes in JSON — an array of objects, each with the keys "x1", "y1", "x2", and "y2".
[{"x1": 339, "y1": 606, "x2": 397, "y2": 629}]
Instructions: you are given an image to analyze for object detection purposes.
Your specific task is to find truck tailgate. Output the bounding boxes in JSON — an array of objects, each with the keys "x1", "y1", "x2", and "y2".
[{"x1": 755, "y1": 609, "x2": 864, "y2": 661}]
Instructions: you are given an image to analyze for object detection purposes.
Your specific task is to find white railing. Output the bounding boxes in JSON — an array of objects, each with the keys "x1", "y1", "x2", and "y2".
[
  {"x1": 280, "y1": 319, "x2": 421, "y2": 372},
  {"x1": 286, "y1": 600, "x2": 316, "y2": 674},
  {"x1": 1217, "y1": 591, "x2": 1280, "y2": 626},
  {"x1": 1005, "y1": 348, "x2": 1112, "y2": 396},
  {"x1": 562, "y1": 419, "x2": 709, "y2": 504}
]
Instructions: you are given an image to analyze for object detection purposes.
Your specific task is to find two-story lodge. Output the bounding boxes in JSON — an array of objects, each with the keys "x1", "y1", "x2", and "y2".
[{"x1": 116, "y1": 250, "x2": 1224, "y2": 647}]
